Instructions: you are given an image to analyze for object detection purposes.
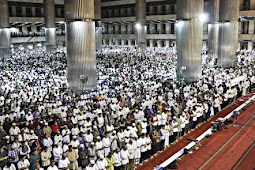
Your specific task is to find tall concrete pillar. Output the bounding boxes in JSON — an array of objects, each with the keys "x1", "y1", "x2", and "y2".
[
  {"x1": 102, "y1": 39, "x2": 106, "y2": 45},
  {"x1": 33, "y1": 43, "x2": 37, "y2": 50},
  {"x1": 109, "y1": 39, "x2": 113, "y2": 45},
  {"x1": 149, "y1": 39, "x2": 153, "y2": 48},
  {"x1": 121, "y1": 24, "x2": 126, "y2": 34},
  {"x1": 115, "y1": 24, "x2": 120, "y2": 34},
  {"x1": 108, "y1": 25, "x2": 113, "y2": 34},
  {"x1": 0, "y1": 0, "x2": 11, "y2": 59},
  {"x1": 208, "y1": 0, "x2": 219, "y2": 61},
  {"x1": 149, "y1": 23, "x2": 154, "y2": 34},
  {"x1": 218, "y1": 0, "x2": 239, "y2": 68},
  {"x1": 165, "y1": 23, "x2": 171, "y2": 34},
  {"x1": 248, "y1": 42, "x2": 253, "y2": 51},
  {"x1": 127, "y1": 24, "x2": 132, "y2": 34},
  {"x1": 165, "y1": 40, "x2": 170, "y2": 48},
  {"x1": 65, "y1": 0, "x2": 97, "y2": 92},
  {"x1": 136, "y1": 0, "x2": 146, "y2": 51},
  {"x1": 157, "y1": 23, "x2": 162, "y2": 34},
  {"x1": 251, "y1": 0, "x2": 255, "y2": 10},
  {"x1": 95, "y1": 0, "x2": 102, "y2": 51},
  {"x1": 176, "y1": 0, "x2": 203, "y2": 82},
  {"x1": 44, "y1": 0, "x2": 56, "y2": 53},
  {"x1": 121, "y1": 39, "x2": 125, "y2": 46},
  {"x1": 128, "y1": 39, "x2": 132, "y2": 46},
  {"x1": 249, "y1": 20, "x2": 254, "y2": 34}
]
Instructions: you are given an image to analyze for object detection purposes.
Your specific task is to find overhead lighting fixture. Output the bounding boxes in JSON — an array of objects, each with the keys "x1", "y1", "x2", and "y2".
[
  {"x1": 199, "y1": 13, "x2": 208, "y2": 23},
  {"x1": 135, "y1": 23, "x2": 141, "y2": 29}
]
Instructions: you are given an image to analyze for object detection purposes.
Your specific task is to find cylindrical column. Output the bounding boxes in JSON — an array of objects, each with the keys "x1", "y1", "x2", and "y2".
[
  {"x1": 44, "y1": 0, "x2": 56, "y2": 53},
  {"x1": 65, "y1": 0, "x2": 97, "y2": 93},
  {"x1": 208, "y1": 24, "x2": 219, "y2": 60},
  {"x1": 248, "y1": 42, "x2": 253, "y2": 51},
  {"x1": 127, "y1": 24, "x2": 132, "y2": 34},
  {"x1": 95, "y1": 0, "x2": 102, "y2": 51},
  {"x1": 176, "y1": 0, "x2": 203, "y2": 82},
  {"x1": 165, "y1": 40, "x2": 170, "y2": 48},
  {"x1": 136, "y1": 0, "x2": 146, "y2": 51},
  {"x1": 157, "y1": 23, "x2": 162, "y2": 34},
  {"x1": 218, "y1": 0, "x2": 239, "y2": 68},
  {"x1": 157, "y1": 40, "x2": 162, "y2": 48},
  {"x1": 121, "y1": 24, "x2": 126, "y2": 34},
  {"x1": 165, "y1": 23, "x2": 171, "y2": 34},
  {"x1": 121, "y1": 39, "x2": 125, "y2": 46},
  {"x1": 208, "y1": 0, "x2": 219, "y2": 62},
  {"x1": 128, "y1": 39, "x2": 132, "y2": 46},
  {"x1": 149, "y1": 39, "x2": 153, "y2": 48},
  {"x1": 0, "y1": 0, "x2": 11, "y2": 58}
]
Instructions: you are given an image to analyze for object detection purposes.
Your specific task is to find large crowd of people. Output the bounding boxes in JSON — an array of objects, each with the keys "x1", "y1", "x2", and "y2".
[{"x1": 0, "y1": 46, "x2": 254, "y2": 170}]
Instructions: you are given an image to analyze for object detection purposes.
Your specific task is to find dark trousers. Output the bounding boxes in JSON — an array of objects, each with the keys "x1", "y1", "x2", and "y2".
[
  {"x1": 160, "y1": 139, "x2": 165, "y2": 151},
  {"x1": 152, "y1": 145, "x2": 157, "y2": 155},
  {"x1": 115, "y1": 166, "x2": 121, "y2": 170},
  {"x1": 192, "y1": 121, "x2": 197, "y2": 129},
  {"x1": 141, "y1": 151, "x2": 147, "y2": 162},
  {"x1": 214, "y1": 107, "x2": 219, "y2": 115}
]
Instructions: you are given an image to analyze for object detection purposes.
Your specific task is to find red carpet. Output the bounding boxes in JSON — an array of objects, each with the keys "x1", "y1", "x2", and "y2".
[
  {"x1": 236, "y1": 142, "x2": 255, "y2": 170},
  {"x1": 136, "y1": 92, "x2": 255, "y2": 170},
  {"x1": 177, "y1": 100, "x2": 255, "y2": 170}
]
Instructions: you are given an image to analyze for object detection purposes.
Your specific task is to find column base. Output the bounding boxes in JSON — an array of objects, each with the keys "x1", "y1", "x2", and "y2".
[
  {"x1": 0, "y1": 48, "x2": 10, "y2": 59},
  {"x1": 46, "y1": 45, "x2": 56, "y2": 53}
]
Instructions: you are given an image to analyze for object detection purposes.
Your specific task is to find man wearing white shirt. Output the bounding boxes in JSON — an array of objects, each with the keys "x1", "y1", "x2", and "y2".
[
  {"x1": 70, "y1": 136, "x2": 80, "y2": 154},
  {"x1": 102, "y1": 134, "x2": 111, "y2": 157},
  {"x1": 85, "y1": 130, "x2": 93, "y2": 148},
  {"x1": 120, "y1": 146, "x2": 129, "y2": 170},
  {"x1": 43, "y1": 135, "x2": 53, "y2": 151},
  {"x1": 96, "y1": 155, "x2": 108, "y2": 170},
  {"x1": 113, "y1": 148, "x2": 121, "y2": 170},
  {"x1": 86, "y1": 160, "x2": 99, "y2": 170},
  {"x1": 17, "y1": 156, "x2": 30, "y2": 170},
  {"x1": 54, "y1": 131, "x2": 63, "y2": 146},
  {"x1": 9, "y1": 123, "x2": 20, "y2": 141},
  {"x1": 62, "y1": 126, "x2": 71, "y2": 144},
  {"x1": 53, "y1": 144, "x2": 63, "y2": 163},
  {"x1": 47, "y1": 160, "x2": 59, "y2": 170},
  {"x1": 58, "y1": 155, "x2": 70, "y2": 170},
  {"x1": 95, "y1": 136, "x2": 104, "y2": 157},
  {"x1": 140, "y1": 134, "x2": 148, "y2": 162}
]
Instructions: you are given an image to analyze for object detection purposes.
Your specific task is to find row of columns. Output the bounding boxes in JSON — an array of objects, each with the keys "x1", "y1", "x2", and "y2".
[
  {"x1": 0, "y1": 0, "x2": 102, "y2": 93},
  {"x1": 177, "y1": 0, "x2": 239, "y2": 83}
]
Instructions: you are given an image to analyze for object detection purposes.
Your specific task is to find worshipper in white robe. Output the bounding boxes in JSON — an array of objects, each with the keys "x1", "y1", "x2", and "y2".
[
  {"x1": 43, "y1": 135, "x2": 53, "y2": 151},
  {"x1": 95, "y1": 136, "x2": 104, "y2": 157},
  {"x1": 86, "y1": 160, "x2": 99, "y2": 170},
  {"x1": 102, "y1": 134, "x2": 111, "y2": 156},
  {"x1": 120, "y1": 146, "x2": 129, "y2": 170},
  {"x1": 58, "y1": 155, "x2": 70, "y2": 170},
  {"x1": 113, "y1": 148, "x2": 121, "y2": 170},
  {"x1": 17, "y1": 156, "x2": 30, "y2": 170},
  {"x1": 134, "y1": 137, "x2": 141, "y2": 165},
  {"x1": 96, "y1": 155, "x2": 108, "y2": 170}
]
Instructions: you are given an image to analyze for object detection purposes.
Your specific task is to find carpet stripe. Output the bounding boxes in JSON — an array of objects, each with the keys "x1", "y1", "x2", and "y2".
[
  {"x1": 232, "y1": 140, "x2": 255, "y2": 170},
  {"x1": 198, "y1": 114, "x2": 255, "y2": 170}
]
